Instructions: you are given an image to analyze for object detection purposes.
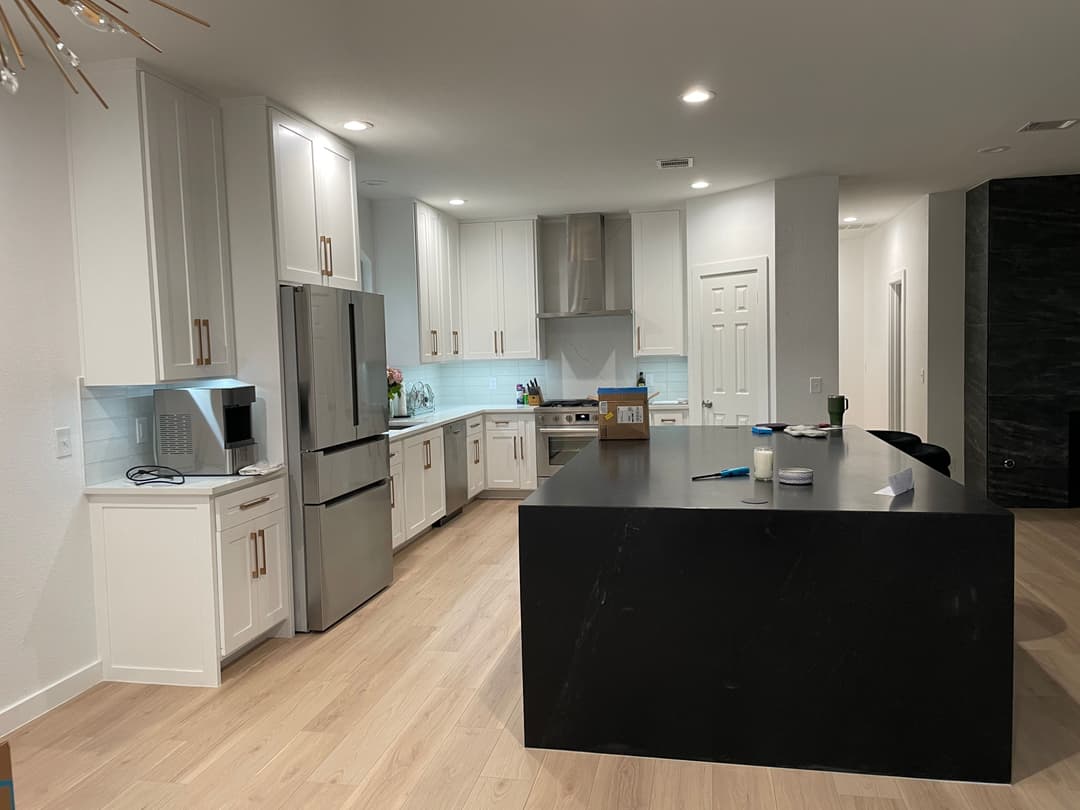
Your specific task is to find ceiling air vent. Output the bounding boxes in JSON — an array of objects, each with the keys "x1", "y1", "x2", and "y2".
[
  {"x1": 1018, "y1": 119, "x2": 1078, "y2": 132},
  {"x1": 656, "y1": 156, "x2": 694, "y2": 170}
]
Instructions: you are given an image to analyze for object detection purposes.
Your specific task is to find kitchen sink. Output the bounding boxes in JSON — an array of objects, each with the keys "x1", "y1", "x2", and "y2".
[{"x1": 388, "y1": 421, "x2": 424, "y2": 431}]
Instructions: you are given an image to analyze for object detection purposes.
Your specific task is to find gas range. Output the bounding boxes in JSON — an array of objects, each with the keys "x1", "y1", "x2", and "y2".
[{"x1": 536, "y1": 399, "x2": 599, "y2": 428}]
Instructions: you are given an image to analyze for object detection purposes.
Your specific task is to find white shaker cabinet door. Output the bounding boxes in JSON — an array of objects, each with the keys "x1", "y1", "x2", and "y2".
[
  {"x1": 485, "y1": 430, "x2": 521, "y2": 490},
  {"x1": 217, "y1": 522, "x2": 260, "y2": 657},
  {"x1": 255, "y1": 515, "x2": 290, "y2": 631},
  {"x1": 460, "y1": 222, "x2": 500, "y2": 359},
  {"x1": 271, "y1": 110, "x2": 324, "y2": 286},
  {"x1": 316, "y1": 139, "x2": 361, "y2": 291},
  {"x1": 518, "y1": 419, "x2": 538, "y2": 490},
  {"x1": 390, "y1": 463, "x2": 406, "y2": 550},
  {"x1": 496, "y1": 220, "x2": 539, "y2": 359},
  {"x1": 632, "y1": 210, "x2": 685, "y2": 357},
  {"x1": 403, "y1": 436, "x2": 430, "y2": 539}
]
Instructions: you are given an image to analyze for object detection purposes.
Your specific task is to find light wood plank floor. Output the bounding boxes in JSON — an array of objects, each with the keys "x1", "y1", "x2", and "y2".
[{"x1": 7, "y1": 501, "x2": 1080, "y2": 809}]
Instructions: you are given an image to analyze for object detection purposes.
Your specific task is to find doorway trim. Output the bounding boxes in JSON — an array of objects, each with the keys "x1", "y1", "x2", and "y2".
[
  {"x1": 688, "y1": 255, "x2": 771, "y2": 425},
  {"x1": 887, "y1": 270, "x2": 906, "y2": 431}
]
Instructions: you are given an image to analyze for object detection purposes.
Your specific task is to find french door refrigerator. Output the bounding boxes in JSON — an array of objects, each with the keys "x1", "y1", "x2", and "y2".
[{"x1": 281, "y1": 284, "x2": 392, "y2": 632}]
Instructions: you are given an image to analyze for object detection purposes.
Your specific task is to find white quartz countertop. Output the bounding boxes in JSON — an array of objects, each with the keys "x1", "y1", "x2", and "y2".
[
  {"x1": 85, "y1": 470, "x2": 285, "y2": 498},
  {"x1": 387, "y1": 404, "x2": 535, "y2": 441}
]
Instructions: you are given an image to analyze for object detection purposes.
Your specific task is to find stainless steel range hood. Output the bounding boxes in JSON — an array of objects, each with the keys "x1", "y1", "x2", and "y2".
[{"x1": 538, "y1": 213, "x2": 632, "y2": 318}]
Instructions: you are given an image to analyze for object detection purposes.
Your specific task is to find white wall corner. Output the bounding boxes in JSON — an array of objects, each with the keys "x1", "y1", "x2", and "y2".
[{"x1": 0, "y1": 660, "x2": 102, "y2": 739}]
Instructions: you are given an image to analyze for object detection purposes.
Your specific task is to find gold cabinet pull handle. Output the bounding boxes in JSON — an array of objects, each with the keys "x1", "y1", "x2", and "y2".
[
  {"x1": 452, "y1": 330, "x2": 459, "y2": 355},
  {"x1": 239, "y1": 495, "x2": 271, "y2": 510},
  {"x1": 431, "y1": 330, "x2": 438, "y2": 356},
  {"x1": 637, "y1": 326, "x2": 642, "y2": 351},
  {"x1": 194, "y1": 319, "x2": 204, "y2": 366},
  {"x1": 258, "y1": 528, "x2": 267, "y2": 575},
  {"x1": 328, "y1": 236, "x2": 334, "y2": 277},
  {"x1": 661, "y1": 418, "x2": 676, "y2": 424},
  {"x1": 513, "y1": 435, "x2": 518, "y2": 461},
  {"x1": 203, "y1": 320, "x2": 212, "y2": 364},
  {"x1": 390, "y1": 475, "x2": 396, "y2": 508},
  {"x1": 320, "y1": 235, "x2": 327, "y2": 276},
  {"x1": 493, "y1": 330, "x2": 497, "y2": 354},
  {"x1": 500, "y1": 330, "x2": 505, "y2": 355},
  {"x1": 250, "y1": 532, "x2": 259, "y2": 579}
]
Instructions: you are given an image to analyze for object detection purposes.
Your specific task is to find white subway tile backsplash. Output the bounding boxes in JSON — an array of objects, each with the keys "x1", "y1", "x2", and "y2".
[{"x1": 81, "y1": 384, "x2": 156, "y2": 485}]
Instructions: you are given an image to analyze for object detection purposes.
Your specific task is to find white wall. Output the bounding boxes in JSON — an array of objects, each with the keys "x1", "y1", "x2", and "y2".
[
  {"x1": 774, "y1": 176, "x2": 840, "y2": 422},
  {"x1": 838, "y1": 235, "x2": 866, "y2": 426},
  {"x1": 927, "y1": 191, "x2": 966, "y2": 481},
  {"x1": 861, "y1": 197, "x2": 930, "y2": 437},
  {"x1": 686, "y1": 181, "x2": 776, "y2": 417},
  {"x1": 0, "y1": 76, "x2": 100, "y2": 735}
]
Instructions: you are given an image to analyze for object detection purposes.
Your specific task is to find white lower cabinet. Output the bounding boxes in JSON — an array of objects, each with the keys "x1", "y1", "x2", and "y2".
[
  {"x1": 389, "y1": 441, "x2": 406, "y2": 550},
  {"x1": 467, "y1": 417, "x2": 485, "y2": 499},
  {"x1": 402, "y1": 429, "x2": 447, "y2": 542},
  {"x1": 88, "y1": 475, "x2": 292, "y2": 687},
  {"x1": 650, "y1": 409, "x2": 689, "y2": 426},
  {"x1": 484, "y1": 414, "x2": 537, "y2": 490}
]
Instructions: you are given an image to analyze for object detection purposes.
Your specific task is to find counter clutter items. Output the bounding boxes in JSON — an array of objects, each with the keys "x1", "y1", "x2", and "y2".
[{"x1": 784, "y1": 425, "x2": 828, "y2": 438}]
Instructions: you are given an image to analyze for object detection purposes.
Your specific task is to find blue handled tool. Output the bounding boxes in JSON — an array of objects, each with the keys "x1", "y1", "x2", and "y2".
[{"x1": 692, "y1": 466, "x2": 751, "y2": 481}]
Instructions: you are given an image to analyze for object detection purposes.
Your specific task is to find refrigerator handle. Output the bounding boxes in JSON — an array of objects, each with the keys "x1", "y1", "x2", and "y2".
[{"x1": 348, "y1": 301, "x2": 360, "y2": 427}]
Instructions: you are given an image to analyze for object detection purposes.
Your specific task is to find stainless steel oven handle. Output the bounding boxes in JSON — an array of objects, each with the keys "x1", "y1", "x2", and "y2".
[{"x1": 537, "y1": 428, "x2": 600, "y2": 437}]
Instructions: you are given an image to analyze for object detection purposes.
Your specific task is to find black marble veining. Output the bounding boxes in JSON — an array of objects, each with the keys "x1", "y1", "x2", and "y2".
[
  {"x1": 519, "y1": 427, "x2": 1015, "y2": 783},
  {"x1": 966, "y1": 174, "x2": 1080, "y2": 506}
]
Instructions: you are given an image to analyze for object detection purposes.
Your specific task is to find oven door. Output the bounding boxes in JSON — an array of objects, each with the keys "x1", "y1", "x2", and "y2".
[{"x1": 537, "y1": 428, "x2": 598, "y2": 478}]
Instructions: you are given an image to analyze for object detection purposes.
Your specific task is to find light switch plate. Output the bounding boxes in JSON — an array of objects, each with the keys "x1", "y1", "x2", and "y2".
[
  {"x1": 55, "y1": 426, "x2": 72, "y2": 459},
  {"x1": 488, "y1": 377, "x2": 497, "y2": 390},
  {"x1": 810, "y1": 377, "x2": 823, "y2": 394},
  {"x1": 135, "y1": 417, "x2": 149, "y2": 445}
]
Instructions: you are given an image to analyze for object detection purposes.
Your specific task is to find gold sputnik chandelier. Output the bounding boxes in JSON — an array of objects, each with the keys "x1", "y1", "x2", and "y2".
[{"x1": 0, "y1": 0, "x2": 209, "y2": 107}]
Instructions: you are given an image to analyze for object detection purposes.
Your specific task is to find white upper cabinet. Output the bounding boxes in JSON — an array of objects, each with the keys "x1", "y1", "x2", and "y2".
[
  {"x1": 271, "y1": 109, "x2": 361, "y2": 291},
  {"x1": 374, "y1": 200, "x2": 460, "y2": 366},
  {"x1": 68, "y1": 60, "x2": 236, "y2": 385},
  {"x1": 632, "y1": 210, "x2": 685, "y2": 357},
  {"x1": 459, "y1": 219, "x2": 540, "y2": 360}
]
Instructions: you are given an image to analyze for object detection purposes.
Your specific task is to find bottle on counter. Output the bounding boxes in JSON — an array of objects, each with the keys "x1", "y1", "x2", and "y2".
[{"x1": 636, "y1": 371, "x2": 646, "y2": 387}]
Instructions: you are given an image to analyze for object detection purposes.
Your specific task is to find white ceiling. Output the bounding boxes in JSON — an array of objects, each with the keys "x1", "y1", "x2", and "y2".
[{"x1": 13, "y1": 0, "x2": 1080, "y2": 223}]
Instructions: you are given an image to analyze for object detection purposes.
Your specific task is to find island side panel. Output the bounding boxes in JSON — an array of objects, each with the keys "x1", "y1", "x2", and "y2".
[{"x1": 517, "y1": 503, "x2": 1014, "y2": 783}]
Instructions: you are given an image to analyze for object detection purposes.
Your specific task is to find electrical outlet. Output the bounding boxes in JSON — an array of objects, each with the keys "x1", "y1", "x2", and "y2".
[
  {"x1": 55, "y1": 427, "x2": 72, "y2": 459},
  {"x1": 135, "y1": 416, "x2": 149, "y2": 446},
  {"x1": 488, "y1": 377, "x2": 497, "y2": 390},
  {"x1": 809, "y1": 377, "x2": 823, "y2": 394}
]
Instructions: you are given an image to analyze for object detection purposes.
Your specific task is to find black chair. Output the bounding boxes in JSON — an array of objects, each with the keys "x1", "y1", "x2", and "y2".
[{"x1": 867, "y1": 430, "x2": 952, "y2": 478}]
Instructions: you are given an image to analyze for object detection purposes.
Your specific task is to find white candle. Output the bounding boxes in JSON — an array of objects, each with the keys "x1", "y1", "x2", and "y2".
[{"x1": 753, "y1": 446, "x2": 774, "y2": 481}]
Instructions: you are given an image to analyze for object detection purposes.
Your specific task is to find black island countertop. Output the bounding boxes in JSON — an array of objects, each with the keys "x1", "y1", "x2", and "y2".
[
  {"x1": 524, "y1": 425, "x2": 1009, "y2": 515},
  {"x1": 517, "y1": 426, "x2": 1015, "y2": 784}
]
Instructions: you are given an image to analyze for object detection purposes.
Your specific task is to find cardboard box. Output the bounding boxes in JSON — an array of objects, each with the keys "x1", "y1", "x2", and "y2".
[
  {"x1": 597, "y1": 387, "x2": 650, "y2": 440},
  {"x1": 1, "y1": 740, "x2": 13, "y2": 810}
]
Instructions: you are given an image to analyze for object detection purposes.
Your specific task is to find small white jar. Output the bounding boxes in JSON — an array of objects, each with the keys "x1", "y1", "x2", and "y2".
[{"x1": 753, "y1": 446, "x2": 774, "y2": 481}]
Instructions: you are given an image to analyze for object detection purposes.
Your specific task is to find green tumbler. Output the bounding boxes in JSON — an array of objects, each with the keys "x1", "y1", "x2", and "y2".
[{"x1": 827, "y1": 394, "x2": 849, "y2": 427}]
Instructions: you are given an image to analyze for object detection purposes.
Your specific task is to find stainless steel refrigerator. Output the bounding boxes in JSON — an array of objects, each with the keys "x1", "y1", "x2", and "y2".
[{"x1": 280, "y1": 284, "x2": 393, "y2": 632}]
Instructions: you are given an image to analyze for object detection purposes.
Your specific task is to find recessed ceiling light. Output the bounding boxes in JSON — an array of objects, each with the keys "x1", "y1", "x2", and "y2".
[
  {"x1": 690, "y1": 180, "x2": 711, "y2": 190},
  {"x1": 977, "y1": 145, "x2": 1011, "y2": 154},
  {"x1": 842, "y1": 216, "x2": 858, "y2": 223},
  {"x1": 448, "y1": 199, "x2": 466, "y2": 206},
  {"x1": 344, "y1": 120, "x2": 374, "y2": 131},
  {"x1": 1018, "y1": 119, "x2": 1078, "y2": 132},
  {"x1": 360, "y1": 178, "x2": 389, "y2": 186},
  {"x1": 681, "y1": 88, "x2": 715, "y2": 105}
]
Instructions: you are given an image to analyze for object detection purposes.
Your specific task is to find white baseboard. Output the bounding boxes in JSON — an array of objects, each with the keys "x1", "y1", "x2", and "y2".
[{"x1": 0, "y1": 660, "x2": 102, "y2": 738}]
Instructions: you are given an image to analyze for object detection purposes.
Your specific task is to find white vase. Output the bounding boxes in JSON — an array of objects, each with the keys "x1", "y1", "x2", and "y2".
[{"x1": 393, "y1": 392, "x2": 409, "y2": 417}]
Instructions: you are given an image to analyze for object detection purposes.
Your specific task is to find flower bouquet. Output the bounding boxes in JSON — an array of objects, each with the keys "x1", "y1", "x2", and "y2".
[{"x1": 387, "y1": 367, "x2": 404, "y2": 401}]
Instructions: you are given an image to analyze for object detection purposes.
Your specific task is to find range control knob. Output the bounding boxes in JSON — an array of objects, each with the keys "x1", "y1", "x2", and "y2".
[{"x1": 565, "y1": 414, "x2": 573, "y2": 423}]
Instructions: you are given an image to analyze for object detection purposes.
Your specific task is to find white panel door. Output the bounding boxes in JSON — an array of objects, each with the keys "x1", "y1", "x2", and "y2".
[
  {"x1": 496, "y1": 220, "x2": 539, "y2": 359},
  {"x1": 390, "y1": 463, "x2": 405, "y2": 549},
  {"x1": 424, "y1": 432, "x2": 447, "y2": 524},
  {"x1": 141, "y1": 72, "x2": 202, "y2": 381},
  {"x1": 695, "y1": 267, "x2": 765, "y2": 426},
  {"x1": 271, "y1": 111, "x2": 323, "y2": 286},
  {"x1": 255, "y1": 516, "x2": 289, "y2": 631},
  {"x1": 460, "y1": 222, "x2": 500, "y2": 359},
  {"x1": 632, "y1": 210, "x2": 685, "y2": 357},
  {"x1": 316, "y1": 140, "x2": 361, "y2": 291},
  {"x1": 217, "y1": 522, "x2": 260, "y2": 657},
  {"x1": 183, "y1": 90, "x2": 237, "y2": 378},
  {"x1": 485, "y1": 431, "x2": 521, "y2": 489}
]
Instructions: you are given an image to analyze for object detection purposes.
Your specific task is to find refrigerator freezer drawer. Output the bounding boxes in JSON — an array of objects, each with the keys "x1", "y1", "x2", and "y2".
[
  {"x1": 303, "y1": 481, "x2": 393, "y2": 631},
  {"x1": 301, "y1": 436, "x2": 389, "y2": 504}
]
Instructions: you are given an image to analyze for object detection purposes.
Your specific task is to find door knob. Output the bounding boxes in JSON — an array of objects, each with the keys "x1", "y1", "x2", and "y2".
[{"x1": 702, "y1": 400, "x2": 714, "y2": 408}]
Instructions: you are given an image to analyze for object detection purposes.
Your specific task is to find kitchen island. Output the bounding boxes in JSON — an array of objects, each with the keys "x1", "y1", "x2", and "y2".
[{"x1": 518, "y1": 427, "x2": 1014, "y2": 783}]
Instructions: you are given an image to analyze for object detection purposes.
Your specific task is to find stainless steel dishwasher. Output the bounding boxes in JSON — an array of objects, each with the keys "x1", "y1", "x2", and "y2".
[{"x1": 438, "y1": 419, "x2": 468, "y2": 525}]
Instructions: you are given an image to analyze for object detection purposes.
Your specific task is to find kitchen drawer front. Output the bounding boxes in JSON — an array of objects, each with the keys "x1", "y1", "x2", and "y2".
[
  {"x1": 466, "y1": 416, "x2": 484, "y2": 437},
  {"x1": 485, "y1": 414, "x2": 521, "y2": 432},
  {"x1": 652, "y1": 411, "x2": 687, "y2": 426},
  {"x1": 216, "y1": 477, "x2": 287, "y2": 533}
]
